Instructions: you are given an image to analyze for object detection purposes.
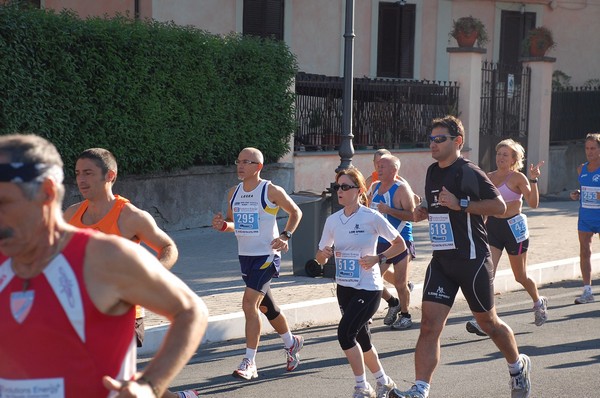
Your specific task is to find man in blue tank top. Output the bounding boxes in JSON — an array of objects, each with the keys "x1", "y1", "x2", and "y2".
[
  {"x1": 569, "y1": 133, "x2": 600, "y2": 304},
  {"x1": 369, "y1": 154, "x2": 417, "y2": 330}
]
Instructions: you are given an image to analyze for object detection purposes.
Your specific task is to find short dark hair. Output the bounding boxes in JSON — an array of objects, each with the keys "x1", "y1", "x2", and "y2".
[
  {"x1": 431, "y1": 115, "x2": 464, "y2": 149},
  {"x1": 78, "y1": 148, "x2": 118, "y2": 183}
]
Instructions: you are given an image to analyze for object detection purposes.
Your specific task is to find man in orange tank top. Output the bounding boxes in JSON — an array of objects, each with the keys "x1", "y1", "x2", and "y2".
[
  {"x1": 0, "y1": 134, "x2": 207, "y2": 398},
  {"x1": 64, "y1": 148, "x2": 179, "y2": 346}
]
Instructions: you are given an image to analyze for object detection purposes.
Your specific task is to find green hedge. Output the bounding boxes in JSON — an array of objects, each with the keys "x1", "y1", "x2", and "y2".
[{"x1": 0, "y1": 4, "x2": 297, "y2": 175}]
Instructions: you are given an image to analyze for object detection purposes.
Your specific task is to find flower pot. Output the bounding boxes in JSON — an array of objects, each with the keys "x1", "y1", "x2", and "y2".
[
  {"x1": 529, "y1": 36, "x2": 550, "y2": 57},
  {"x1": 455, "y1": 31, "x2": 478, "y2": 47}
]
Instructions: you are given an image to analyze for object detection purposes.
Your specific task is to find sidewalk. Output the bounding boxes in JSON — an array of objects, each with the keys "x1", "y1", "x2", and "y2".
[{"x1": 139, "y1": 198, "x2": 600, "y2": 356}]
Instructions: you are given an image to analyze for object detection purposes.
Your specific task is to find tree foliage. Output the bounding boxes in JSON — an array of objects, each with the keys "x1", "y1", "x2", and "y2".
[{"x1": 0, "y1": 4, "x2": 298, "y2": 175}]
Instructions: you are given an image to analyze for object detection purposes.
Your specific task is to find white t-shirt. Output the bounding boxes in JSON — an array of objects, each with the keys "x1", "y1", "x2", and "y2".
[{"x1": 318, "y1": 205, "x2": 400, "y2": 290}]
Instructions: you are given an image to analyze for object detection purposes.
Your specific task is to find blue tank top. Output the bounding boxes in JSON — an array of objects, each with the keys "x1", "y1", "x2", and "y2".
[
  {"x1": 370, "y1": 181, "x2": 413, "y2": 242},
  {"x1": 578, "y1": 162, "x2": 600, "y2": 221}
]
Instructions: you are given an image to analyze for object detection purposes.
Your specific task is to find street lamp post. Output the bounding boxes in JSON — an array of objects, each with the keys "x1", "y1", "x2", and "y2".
[{"x1": 336, "y1": 0, "x2": 355, "y2": 173}]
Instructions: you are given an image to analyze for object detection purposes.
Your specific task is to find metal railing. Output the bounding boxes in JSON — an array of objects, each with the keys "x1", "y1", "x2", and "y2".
[
  {"x1": 295, "y1": 72, "x2": 459, "y2": 151},
  {"x1": 550, "y1": 86, "x2": 600, "y2": 142},
  {"x1": 479, "y1": 61, "x2": 531, "y2": 172}
]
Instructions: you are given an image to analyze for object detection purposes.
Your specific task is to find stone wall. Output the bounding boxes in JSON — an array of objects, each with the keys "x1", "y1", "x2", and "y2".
[{"x1": 63, "y1": 163, "x2": 294, "y2": 232}]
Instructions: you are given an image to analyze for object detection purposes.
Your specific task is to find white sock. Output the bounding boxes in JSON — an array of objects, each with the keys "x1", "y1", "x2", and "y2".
[
  {"x1": 355, "y1": 374, "x2": 367, "y2": 389},
  {"x1": 280, "y1": 331, "x2": 294, "y2": 348},
  {"x1": 534, "y1": 298, "x2": 543, "y2": 308},
  {"x1": 508, "y1": 357, "x2": 523, "y2": 375},
  {"x1": 245, "y1": 348, "x2": 257, "y2": 363},
  {"x1": 373, "y1": 369, "x2": 388, "y2": 385},
  {"x1": 584, "y1": 285, "x2": 592, "y2": 293}
]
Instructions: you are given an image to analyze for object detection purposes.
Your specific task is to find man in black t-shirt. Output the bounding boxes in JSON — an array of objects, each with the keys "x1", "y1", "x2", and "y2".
[{"x1": 390, "y1": 116, "x2": 532, "y2": 398}]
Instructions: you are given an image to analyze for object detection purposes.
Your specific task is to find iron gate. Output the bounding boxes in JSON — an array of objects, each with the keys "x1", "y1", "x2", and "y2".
[{"x1": 479, "y1": 61, "x2": 531, "y2": 172}]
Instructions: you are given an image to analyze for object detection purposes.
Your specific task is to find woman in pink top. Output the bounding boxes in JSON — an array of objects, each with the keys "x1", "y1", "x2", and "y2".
[{"x1": 466, "y1": 139, "x2": 546, "y2": 336}]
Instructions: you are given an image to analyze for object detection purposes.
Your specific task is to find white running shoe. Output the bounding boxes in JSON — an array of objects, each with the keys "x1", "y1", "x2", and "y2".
[
  {"x1": 510, "y1": 354, "x2": 531, "y2": 398},
  {"x1": 465, "y1": 318, "x2": 487, "y2": 336},
  {"x1": 389, "y1": 385, "x2": 426, "y2": 398},
  {"x1": 533, "y1": 296, "x2": 548, "y2": 326},
  {"x1": 376, "y1": 377, "x2": 397, "y2": 398},
  {"x1": 177, "y1": 390, "x2": 200, "y2": 398},
  {"x1": 383, "y1": 303, "x2": 401, "y2": 326},
  {"x1": 232, "y1": 357, "x2": 258, "y2": 380},
  {"x1": 285, "y1": 335, "x2": 304, "y2": 371},
  {"x1": 574, "y1": 290, "x2": 595, "y2": 304},
  {"x1": 353, "y1": 383, "x2": 376, "y2": 398},
  {"x1": 391, "y1": 315, "x2": 413, "y2": 330}
]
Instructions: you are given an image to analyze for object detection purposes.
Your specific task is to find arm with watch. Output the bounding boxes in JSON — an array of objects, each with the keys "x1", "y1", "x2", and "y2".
[
  {"x1": 267, "y1": 183, "x2": 303, "y2": 252},
  {"x1": 359, "y1": 235, "x2": 407, "y2": 270},
  {"x1": 439, "y1": 186, "x2": 506, "y2": 216}
]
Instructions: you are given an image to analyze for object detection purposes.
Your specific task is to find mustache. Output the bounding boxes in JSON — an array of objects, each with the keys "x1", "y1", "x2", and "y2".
[{"x1": 0, "y1": 228, "x2": 14, "y2": 240}]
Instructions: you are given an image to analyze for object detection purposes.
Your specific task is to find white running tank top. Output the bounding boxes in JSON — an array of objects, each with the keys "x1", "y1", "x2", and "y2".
[{"x1": 231, "y1": 180, "x2": 279, "y2": 255}]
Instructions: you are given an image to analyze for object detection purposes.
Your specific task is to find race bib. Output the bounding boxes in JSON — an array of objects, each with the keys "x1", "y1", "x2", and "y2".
[
  {"x1": 335, "y1": 250, "x2": 361, "y2": 285},
  {"x1": 507, "y1": 214, "x2": 529, "y2": 243},
  {"x1": 0, "y1": 377, "x2": 65, "y2": 398},
  {"x1": 429, "y1": 213, "x2": 456, "y2": 250},
  {"x1": 233, "y1": 203, "x2": 260, "y2": 235},
  {"x1": 581, "y1": 186, "x2": 600, "y2": 209}
]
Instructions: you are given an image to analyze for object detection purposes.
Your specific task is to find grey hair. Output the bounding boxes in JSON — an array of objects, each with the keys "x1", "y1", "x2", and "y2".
[{"x1": 0, "y1": 134, "x2": 65, "y2": 202}]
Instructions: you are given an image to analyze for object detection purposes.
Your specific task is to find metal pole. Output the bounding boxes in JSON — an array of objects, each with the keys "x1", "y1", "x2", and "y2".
[{"x1": 336, "y1": 0, "x2": 355, "y2": 173}]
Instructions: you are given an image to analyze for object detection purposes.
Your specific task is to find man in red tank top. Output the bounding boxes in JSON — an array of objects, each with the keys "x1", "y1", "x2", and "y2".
[{"x1": 0, "y1": 134, "x2": 207, "y2": 398}]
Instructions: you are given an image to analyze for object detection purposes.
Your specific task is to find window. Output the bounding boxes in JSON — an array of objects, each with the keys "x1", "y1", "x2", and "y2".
[
  {"x1": 499, "y1": 10, "x2": 536, "y2": 67},
  {"x1": 243, "y1": 0, "x2": 284, "y2": 40},
  {"x1": 377, "y1": 2, "x2": 415, "y2": 78}
]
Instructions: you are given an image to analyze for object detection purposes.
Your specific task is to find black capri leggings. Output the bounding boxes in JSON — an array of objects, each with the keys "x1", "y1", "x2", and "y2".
[{"x1": 336, "y1": 285, "x2": 382, "y2": 351}]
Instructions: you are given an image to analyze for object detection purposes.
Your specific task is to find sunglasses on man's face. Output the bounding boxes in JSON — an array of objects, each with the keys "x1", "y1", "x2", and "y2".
[
  {"x1": 333, "y1": 183, "x2": 359, "y2": 192},
  {"x1": 428, "y1": 134, "x2": 456, "y2": 144}
]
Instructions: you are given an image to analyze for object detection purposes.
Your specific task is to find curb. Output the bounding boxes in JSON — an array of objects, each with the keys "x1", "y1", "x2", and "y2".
[{"x1": 138, "y1": 254, "x2": 600, "y2": 357}]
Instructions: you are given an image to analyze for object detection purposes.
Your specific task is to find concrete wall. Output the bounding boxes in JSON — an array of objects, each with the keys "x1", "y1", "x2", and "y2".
[
  {"x1": 548, "y1": 143, "x2": 585, "y2": 194},
  {"x1": 63, "y1": 163, "x2": 295, "y2": 232},
  {"x1": 292, "y1": 148, "x2": 454, "y2": 199}
]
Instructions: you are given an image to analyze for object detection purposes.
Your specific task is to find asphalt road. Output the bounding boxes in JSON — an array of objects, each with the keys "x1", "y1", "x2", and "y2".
[{"x1": 140, "y1": 277, "x2": 600, "y2": 397}]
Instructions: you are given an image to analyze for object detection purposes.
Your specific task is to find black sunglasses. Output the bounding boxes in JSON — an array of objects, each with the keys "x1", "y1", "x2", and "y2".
[
  {"x1": 428, "y1": 134, "x2": 456, "y2": 144},
  {"x1": 333, "y1": 183, "x2": 359, "y2": 192}
]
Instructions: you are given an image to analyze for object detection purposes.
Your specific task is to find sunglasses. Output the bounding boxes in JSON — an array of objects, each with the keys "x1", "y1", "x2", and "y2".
[
  {"x1": 333, "y1": 183, "x2": 359, "y2": 192},
  {"x1": 428, "y1": 134, "x2": 456, "y2": 144},
  {"x1": 235, "y1": 159, "x2": 260, "y2": 165}
]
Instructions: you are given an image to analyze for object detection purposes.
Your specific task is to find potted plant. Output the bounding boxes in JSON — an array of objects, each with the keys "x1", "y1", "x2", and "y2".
[
  {"x1": 449, "y1": 16, "x2": 489, "y2": 48},
  {"x1": 523, "y1": 26, "x2": 556, "y2": 57}
]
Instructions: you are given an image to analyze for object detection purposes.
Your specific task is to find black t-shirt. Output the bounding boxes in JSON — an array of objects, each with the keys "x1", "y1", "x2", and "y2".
[{"x1": 425, "y1": 157, "x2": 501, "y2": 259}]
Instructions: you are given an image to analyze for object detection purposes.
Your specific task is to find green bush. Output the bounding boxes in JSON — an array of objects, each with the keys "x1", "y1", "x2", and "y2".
[{"x1": 0, "y1": 4, "x2": 297, "y2": 175}]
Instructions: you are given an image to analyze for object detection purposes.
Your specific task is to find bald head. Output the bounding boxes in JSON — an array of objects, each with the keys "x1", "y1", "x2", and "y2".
[{"x1": 239, "y1": 147, "x2": 264, "y2": 164}]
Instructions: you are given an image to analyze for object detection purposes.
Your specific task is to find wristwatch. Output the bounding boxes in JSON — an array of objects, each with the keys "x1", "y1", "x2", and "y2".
[
  {"x1": 459, "y1": 198, "x2": 470, "y2": 213},
  {"x1": 280, "y1": 230, "x2": 292, "y2": 240},
  {"x1": 378, "y1": 253, "x2": 388, "y2": 265}
]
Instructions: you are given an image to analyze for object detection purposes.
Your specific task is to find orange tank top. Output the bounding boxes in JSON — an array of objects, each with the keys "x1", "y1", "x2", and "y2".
[
  {"x1": 68, "y1": 195, "x2": 140, "y2": 244},
  {"x1": 68, "y1": 195, "x2": 144, "y2": 318}
]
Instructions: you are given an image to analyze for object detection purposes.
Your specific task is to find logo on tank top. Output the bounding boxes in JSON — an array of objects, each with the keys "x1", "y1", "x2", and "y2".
[
  {"x1": 593, "y1": 174, "x2": 600, "y2": 182},
  {"x1": 11, "y1": 290, "x2": 34, "y2": 323}
]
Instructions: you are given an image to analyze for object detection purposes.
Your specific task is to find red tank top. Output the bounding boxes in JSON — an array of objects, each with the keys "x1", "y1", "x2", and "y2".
[
  {"x1": 68, "y1": 195, "x2": 140, "y2": 243},
  {"x1": 0, "y1": 230, "x2": 136, "y2": 397}
]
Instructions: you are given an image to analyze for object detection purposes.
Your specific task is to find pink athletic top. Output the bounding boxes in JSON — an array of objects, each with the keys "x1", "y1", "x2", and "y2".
[
  {"x1": 0, "y1": 230, "x2": 136, "y2": 397},
  {"x1": 497, "y1": 172, "x2": 523, "y2": 203}
]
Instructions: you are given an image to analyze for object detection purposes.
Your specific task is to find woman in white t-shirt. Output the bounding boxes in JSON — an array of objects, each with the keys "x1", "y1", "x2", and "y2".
[{"x1": 315, "y1": 167, "x2": 407, "y2": 398}]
